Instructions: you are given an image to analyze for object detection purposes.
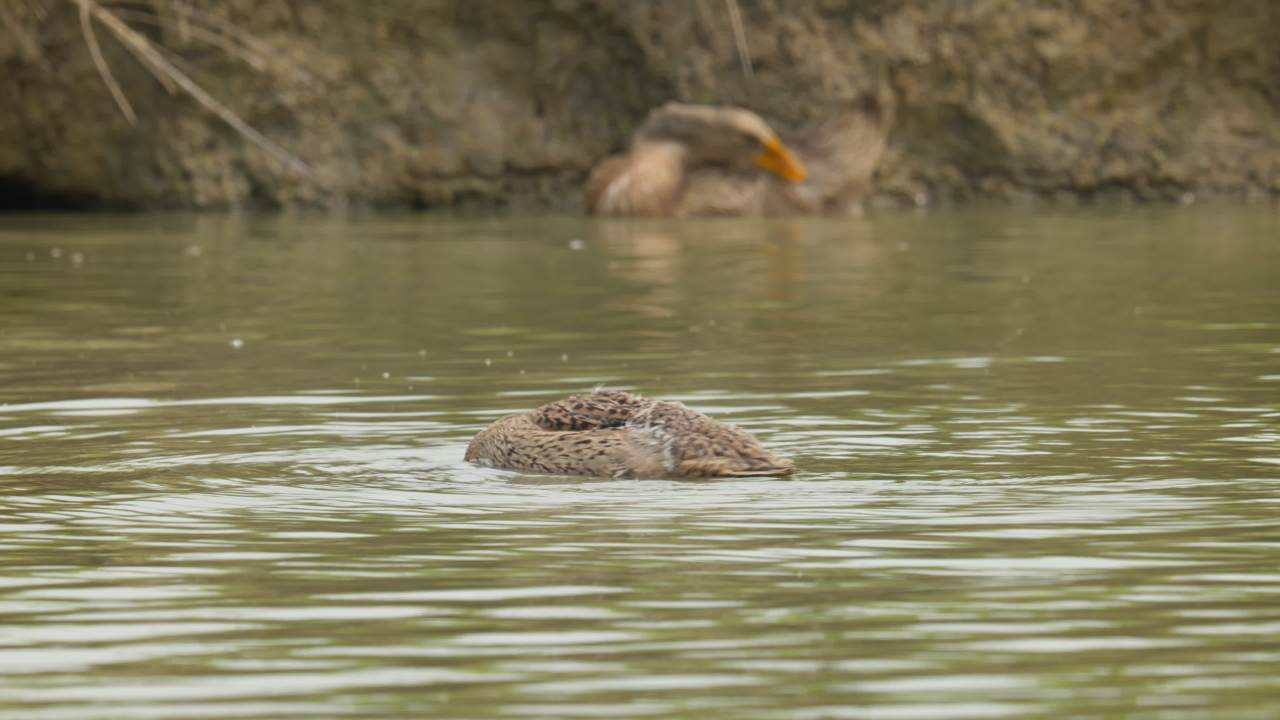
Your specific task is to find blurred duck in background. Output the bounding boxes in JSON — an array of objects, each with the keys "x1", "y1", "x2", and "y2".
[{"x1": 586, "y1": 96, "x2": 885, "y2": 217}]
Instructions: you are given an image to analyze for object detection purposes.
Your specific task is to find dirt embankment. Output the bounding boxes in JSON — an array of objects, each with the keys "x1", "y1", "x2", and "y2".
[{"x1": 2, "y1": 0, "x2": 1278, "y2": 210}]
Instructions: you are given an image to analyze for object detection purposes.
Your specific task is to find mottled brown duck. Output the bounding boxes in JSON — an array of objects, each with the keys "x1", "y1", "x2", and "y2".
[
  {"x1": 465, "y1": 391, "x2": 794, "y2": 479},
  {"x1": 586, "y1": 97, "x2": 885, "y2": 217}
]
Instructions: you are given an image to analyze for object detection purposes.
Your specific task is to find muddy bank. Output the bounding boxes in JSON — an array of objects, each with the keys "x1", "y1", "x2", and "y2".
[{"x1": 2, "y1": 0, "x2": 1278, "y2": 210}]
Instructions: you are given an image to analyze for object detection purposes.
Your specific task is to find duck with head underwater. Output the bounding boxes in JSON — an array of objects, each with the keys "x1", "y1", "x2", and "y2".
[{"x1": 465, "y1": 391, "x2": 794, "y2": 479}]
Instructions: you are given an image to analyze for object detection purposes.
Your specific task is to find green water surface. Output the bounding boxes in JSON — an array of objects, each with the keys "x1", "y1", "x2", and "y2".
[{"x1": 1, "y1": 208, "x2": 1278, "y2": 719}]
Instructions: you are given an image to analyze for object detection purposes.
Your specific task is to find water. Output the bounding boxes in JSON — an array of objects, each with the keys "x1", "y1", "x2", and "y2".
[{"x1": 1, "y1": 208, "x2": 1278, "y2": 719}]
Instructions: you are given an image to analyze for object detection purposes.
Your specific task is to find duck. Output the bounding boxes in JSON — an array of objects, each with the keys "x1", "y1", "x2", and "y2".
[
  {"x1": 586, "y1": 97, "x2": 885, "y2": 217},
  {"x1": 465, "y1": 390, "x2": 794, "y2": 478}
]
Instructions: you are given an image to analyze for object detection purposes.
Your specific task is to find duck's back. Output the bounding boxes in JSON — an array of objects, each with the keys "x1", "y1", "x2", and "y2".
[
  {"x1": 464, "y1": 411, "x2": 629, "y2": 477},
  {"x1": 531, "y1": 390, "x2": 644, "y2": 431},
  {"x1": 465, "y1": 391, "x2": 793, "y2": 479},
  {"x1": 627, "y1": 400, "x2": 794, "y2": 477}
]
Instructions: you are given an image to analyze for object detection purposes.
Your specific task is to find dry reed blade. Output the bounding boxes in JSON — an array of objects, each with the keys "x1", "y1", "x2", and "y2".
[
  {"x1": 81, "y1": 0, "x2": 312, "y2": 177},
  {"x1": 24, "y1": 0, "x2": 50, "y2": 20},
  {"x1": 108, "y1": 7, "x2": 270, "y2": 72},
  {"x1": 77, "y1": 0, "x2": 136, "y2": 123},
  {"x1": 724, "y1": 0, "x2": 753, "y2": 80},
  {"x1": 138, "y1": 1, "x2": 315, "y2": 83}
]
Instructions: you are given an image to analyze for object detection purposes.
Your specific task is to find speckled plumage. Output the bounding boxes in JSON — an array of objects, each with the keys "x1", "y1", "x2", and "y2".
[{"x1": 465, "y1": 391, "x2": 795, "y2": 479}]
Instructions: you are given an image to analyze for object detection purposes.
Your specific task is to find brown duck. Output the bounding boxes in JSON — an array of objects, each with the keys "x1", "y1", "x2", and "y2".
[
  {"x1": 465, "y1": 391, "x2": 794, "y2": 478},
  {"x1": 586, "y1": 97, "x2": 885, "y2": 216}
]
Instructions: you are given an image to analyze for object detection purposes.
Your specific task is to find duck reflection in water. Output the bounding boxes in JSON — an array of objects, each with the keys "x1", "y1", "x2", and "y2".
[{"x1": 585, "y1": 216, "x2": 891, "y2": 322}]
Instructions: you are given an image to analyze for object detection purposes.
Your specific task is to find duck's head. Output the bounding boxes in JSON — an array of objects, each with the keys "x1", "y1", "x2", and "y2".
[{"x1": 636, "y1": 103, "x2": 807, "y2": 182}]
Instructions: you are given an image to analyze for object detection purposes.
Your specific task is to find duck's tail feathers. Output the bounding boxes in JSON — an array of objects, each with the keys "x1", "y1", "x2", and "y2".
[
  {"x1": 728, "y1": 464, "x2": 796, "y2": 478},
  {"x1": 678, "y1": 459, "x2": 796, "y2": 478}
]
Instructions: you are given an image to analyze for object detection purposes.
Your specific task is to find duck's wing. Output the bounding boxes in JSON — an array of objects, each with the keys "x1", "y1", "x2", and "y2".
[
  {"x1": 531, "y1": 391, "x2": 649, "y2": 432},
  {"x1": 585, "y1": 154, "x2": 630, "y2": 213},
  {"x1": 629, "y1": 401, "x2": 795, "y2": 477},
  {"x1": 676, "y1": 169, "x2": 768, "y2": 216},
  {"x1": 585, "y1": 143, "x2": 687, "y2": 216},
  {"x1": 465, "y1": 411, "x2": 631, "y2": 477}
]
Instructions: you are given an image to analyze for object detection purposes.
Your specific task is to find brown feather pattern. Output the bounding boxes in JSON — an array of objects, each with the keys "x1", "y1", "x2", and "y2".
[{"x1": 465, "y1": 391, "x2": 794, "y2": 479}]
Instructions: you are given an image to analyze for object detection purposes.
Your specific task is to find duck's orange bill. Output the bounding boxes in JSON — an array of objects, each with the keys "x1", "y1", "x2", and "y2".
[{"x1": 754, "y1": 136, "x2": 807, "y2": 182}]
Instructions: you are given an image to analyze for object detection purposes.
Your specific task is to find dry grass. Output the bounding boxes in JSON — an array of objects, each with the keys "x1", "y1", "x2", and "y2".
[
  {"x1": 1, "y1": 0, "x2": 51, "y2": 61},
  {"x1": 77, "y1": 0, "x2": 135, "y2": 123},
  {"x1": 77, "y1": 0, "x2": 310, "y2": 175},
  {"x1": 724, "y1": 0, "x2": 753, "y2": 80},
  {"x1": 3, "y1": 0, "x2": 312, "y2": 177}
]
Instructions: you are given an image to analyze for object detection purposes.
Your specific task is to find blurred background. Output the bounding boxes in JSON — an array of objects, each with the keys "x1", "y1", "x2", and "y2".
[{"x1": 3, "y1": 0, "x2": 1278, "y2": 211}]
